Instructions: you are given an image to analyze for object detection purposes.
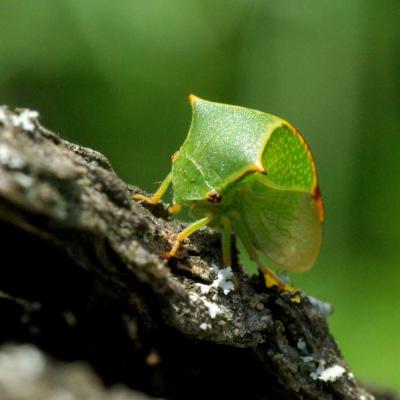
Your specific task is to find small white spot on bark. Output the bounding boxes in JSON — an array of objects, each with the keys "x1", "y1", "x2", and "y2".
[
  {"x1": 0, "y1": 144, "x2": 25, "y2": 169},
  {"x1": 199, "y1": 323, "x2": 211, "y2": 330},
  {"x1": 197, "y1": 283, "x2": 211, "y2": 295},
  {"x1": 203, "y1": 299, "x2": 222, "y2": 319},
  {"x1": 189, "y1": 293, "x2": 223, "y2": 319},
  {"x1": 0, "y1": 345, "x2": 45, "y2": 389},
  {"x1": 319, "y1": 365, "x2": 346, "y2": 382},
  {"x1": 311, "y1": 361, "x2": 346, "y2": 382},
  {"x1": 297, "y1": 338, "x2": 306, "y2": 351},
  {"x1": 196, "y1": 264, "x2": 234, "y2": 296},
  {"x1": 0, "y1": 108, "x2": 7, "y2": 123},
  {"x1": 11, "y1": 109, "x2": 39, "y2": 132},
  {"x1": 14, "y1": 173, "x2": 33, "y2": 188},
  {"x1": 359, "y1": 395, "x2": 375, "y2": 400}
]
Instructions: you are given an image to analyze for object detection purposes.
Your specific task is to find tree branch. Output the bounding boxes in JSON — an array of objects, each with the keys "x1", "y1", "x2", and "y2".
[{"x1": 0, "y1": 107, "x2": 395, "y2": 399}]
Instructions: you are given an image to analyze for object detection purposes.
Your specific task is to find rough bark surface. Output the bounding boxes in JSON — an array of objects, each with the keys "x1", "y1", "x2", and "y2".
[
  {"x1": 0, "y1": 344, "x2": 153, "y2": 400},
  {"x1": 0, "y1": 107, "x2": 396, "y2": 400}
]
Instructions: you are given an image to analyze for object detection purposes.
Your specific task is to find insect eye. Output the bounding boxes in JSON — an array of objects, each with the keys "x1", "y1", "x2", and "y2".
[{"x1": 206, "y1": 190, "x2": 223, "y2": 203}]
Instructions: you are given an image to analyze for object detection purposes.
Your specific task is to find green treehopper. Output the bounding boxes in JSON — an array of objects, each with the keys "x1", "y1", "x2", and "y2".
[{"x1": 134, "y1": 95, "x2": 324, "y2": 291}]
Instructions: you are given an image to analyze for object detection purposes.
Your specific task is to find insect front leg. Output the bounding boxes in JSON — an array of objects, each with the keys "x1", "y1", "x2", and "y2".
[
  {"x1": 132, "y1": 172, "x2": 172, "y2": 205},
  {"x1": 221, "y1": 217, "x2": 232, "y2": 267},
  {"x1": 239, "y1": 231, "x2": 298, "y2": 294},
  {"x1": 220, "y1": 217, "x2": 242, "y2": 290},
  {"x1": 165, "y1": 213, "x2": 213, "y2": 259}
]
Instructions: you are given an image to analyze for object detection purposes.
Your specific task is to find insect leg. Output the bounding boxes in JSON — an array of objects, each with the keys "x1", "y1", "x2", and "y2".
[
  {"x1": 132, "y1": 172, "x2": 172, "y2": 204},
  {"x1": 221, "y1": 217, "x2": 232, "y2": 266},
  {"x1": 165, "y1": 213, "x2": 213, "y2": 259},
  {"x1": 238, "y1": 231, "x2": 297, "y2": 293}
]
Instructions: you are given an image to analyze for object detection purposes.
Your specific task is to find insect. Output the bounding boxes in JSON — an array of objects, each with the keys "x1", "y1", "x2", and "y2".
[{"x1": 134, "y1": 95, "x2": 324, "y2": 291}]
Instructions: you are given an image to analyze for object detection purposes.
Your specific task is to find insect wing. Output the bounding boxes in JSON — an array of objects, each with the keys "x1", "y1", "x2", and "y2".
[{"x1": 232, "y1": 174, "x2": 322, "y2": 272}]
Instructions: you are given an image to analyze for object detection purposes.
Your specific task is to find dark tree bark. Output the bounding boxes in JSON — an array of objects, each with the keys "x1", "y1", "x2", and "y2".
[{"x1": 0, "y1": 107, "x2": 396, "y2": 400}]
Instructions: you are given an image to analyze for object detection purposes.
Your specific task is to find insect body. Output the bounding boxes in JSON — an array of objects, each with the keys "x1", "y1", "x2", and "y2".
[{"x1": 134, "y1": 95, "x2": 324, "y2": 290}]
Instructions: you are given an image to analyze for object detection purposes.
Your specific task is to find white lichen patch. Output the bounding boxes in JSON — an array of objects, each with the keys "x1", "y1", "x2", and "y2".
[
  {"x1": 203, "y1": 298, "x2": 223, "y2": 319},
  {"x1": 0, "y1": 345, "x2": 45, "y2": 388},
  {"x1": 196, "y1": 264, "x2": 234, "y2": 296},
  {"x1": 311, "y1": 360, "x2": 346, "y2": 382},
  {"x1": 297, "y1": 338, "x2": 314, "y2": 363},
  {"x1": 189, "y1": 292, "x2": 223, "y2": 319},
  {"x1": 0, "y1": 144, "x2": 25, "y2": 169},
  {"x1": 0, "y1": 108, "x2": 7, "y2": 123},
  {"x1": 359, "y1": 395, "x2": 375, "y2": 400},
  {"x1": 10, "y1": 109, "x2": 39, "y2": 132},
  {"x1": 297, "y1": 338, "x2": 306, "y2": 351},
  {"x1": 199, "y1": 322, "x2": 212, "y2": 330},
  {"x1": 319, "y1": 365, "x2": 346, "y2": 382},
  {"x1": 197, "y1": 283, "x2": 210, "y2": 295},
  {"x1": 307, "y1": 295, "x2": 333, "y2": 316},
  {"x1": 14, "y1": 172, "x2": 33, "y2": 189}
]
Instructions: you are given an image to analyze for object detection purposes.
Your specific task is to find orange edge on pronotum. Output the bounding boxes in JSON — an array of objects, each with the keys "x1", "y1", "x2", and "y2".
[
  {"x1": 171, "y1": 151, "x2": 180, "y2": 162},
  {"x1": 188, "y1": 93, "x2": 200, "y2": 106},
  {"x1": 312, "y1": 185, "x2": 325, "y2": 222}
]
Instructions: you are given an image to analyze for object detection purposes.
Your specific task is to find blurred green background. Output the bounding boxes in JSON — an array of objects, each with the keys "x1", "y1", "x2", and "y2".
[{"x1": 1, "y1": 0, "x2": 399, "y2": 390}]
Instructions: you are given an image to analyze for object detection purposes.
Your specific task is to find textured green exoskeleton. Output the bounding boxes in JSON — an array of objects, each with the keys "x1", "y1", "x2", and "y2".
[{"x1": 134, "y1": 95, "x2": 324, "y2": 290}]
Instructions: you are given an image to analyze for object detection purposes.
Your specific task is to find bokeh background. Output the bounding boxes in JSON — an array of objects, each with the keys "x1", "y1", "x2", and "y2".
[{"x1": 1, "y1": 0, "x2": 399, "y2": 390}]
